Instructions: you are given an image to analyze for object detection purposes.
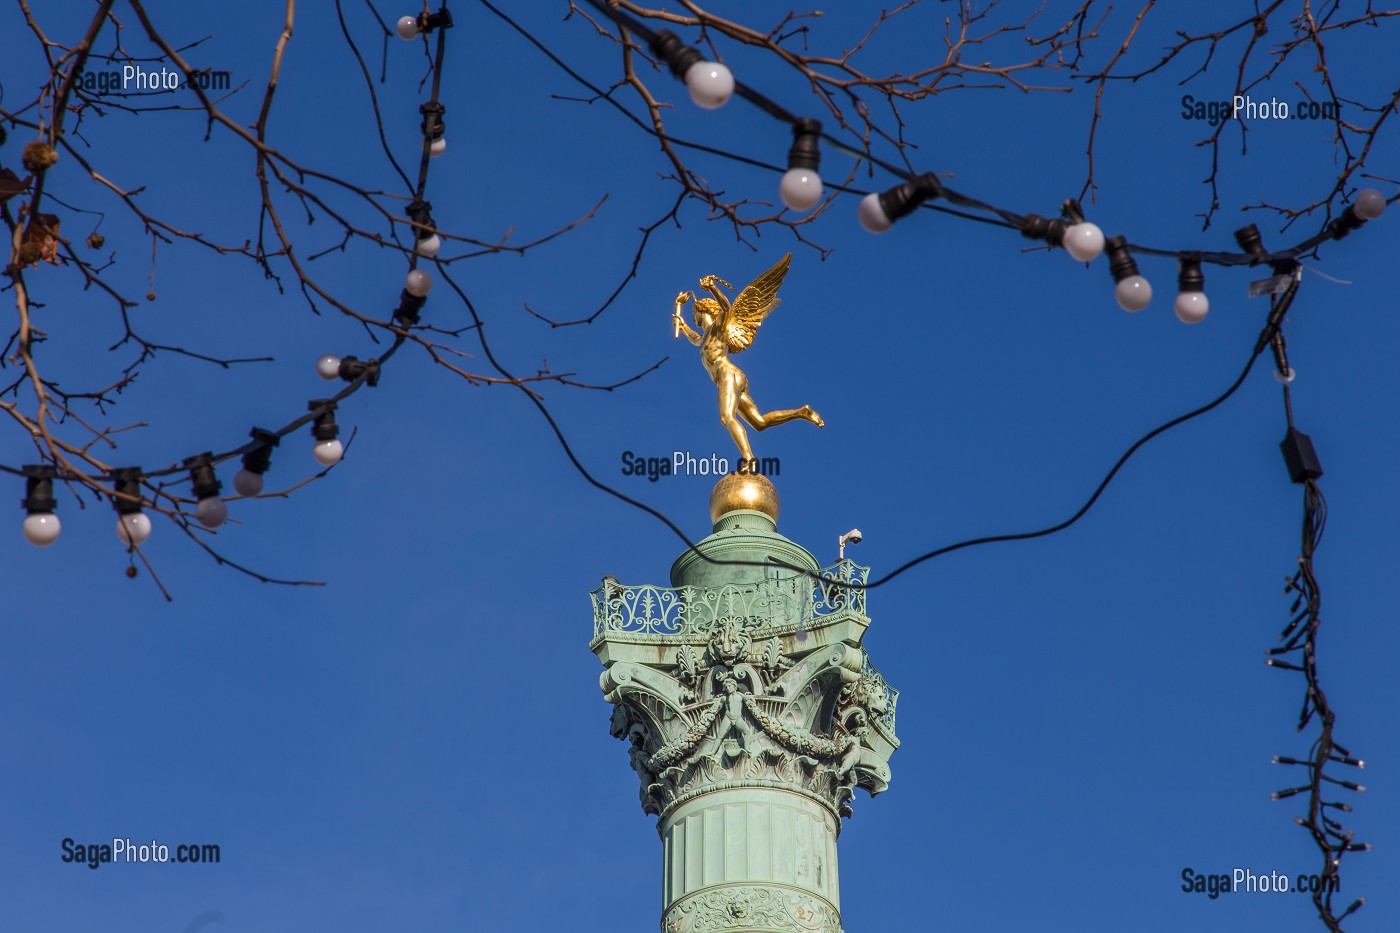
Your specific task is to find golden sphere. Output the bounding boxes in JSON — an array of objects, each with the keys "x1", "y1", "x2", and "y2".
[{"x1": 709, "y1": 471, "x2": 780, "y2": 524}]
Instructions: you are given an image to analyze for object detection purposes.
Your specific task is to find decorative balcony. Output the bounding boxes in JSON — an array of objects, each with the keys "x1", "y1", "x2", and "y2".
[{"x1": 590, "y1": 559, "x2": 871, "y2": 641}]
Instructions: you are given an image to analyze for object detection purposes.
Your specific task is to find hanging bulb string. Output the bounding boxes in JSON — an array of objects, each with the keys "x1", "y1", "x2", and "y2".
[
  {"x1": 514, "y1": 0, "x2": 1397, "y2": 260},
  {"x1": 5, "y1": 335, "x2": 404, "y2": 502},
  {"x1": 8, "y1": 5, "x2": 455, "y2": 551},
  {"x1": 11, "y1": 2, "x2": 450, "y2": 484},
  {"x1": 405, "y1": 5, "x2": 451, "y2": 272},
  {"x1": 481, "y1": 0, "x2": 1090, "y2": 242},
  {"x1": 145, "y1": 336, "x2": 404, "y2": 483},
  {"x1": 574, "y1": 0, "x2": 1390, "y2": 267}
]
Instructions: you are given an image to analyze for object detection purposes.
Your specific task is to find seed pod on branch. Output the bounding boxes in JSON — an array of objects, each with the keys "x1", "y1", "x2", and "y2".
[{"x1": 21, "y1": 141, "x2": 58, "y2": 172}]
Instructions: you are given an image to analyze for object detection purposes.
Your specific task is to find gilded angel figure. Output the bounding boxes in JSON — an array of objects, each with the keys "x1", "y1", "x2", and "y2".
[{"x1": 672, "y1": 252, "x2": 824, "y2": 467}]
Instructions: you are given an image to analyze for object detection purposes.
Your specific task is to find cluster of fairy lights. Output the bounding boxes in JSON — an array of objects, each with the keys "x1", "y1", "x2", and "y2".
[
  {"x1": 1267, "y1": 383, "x2": 1369, "y2": 929},
  {"x1": 7, "y1": 6, "x2": 455, "y2": 553}
]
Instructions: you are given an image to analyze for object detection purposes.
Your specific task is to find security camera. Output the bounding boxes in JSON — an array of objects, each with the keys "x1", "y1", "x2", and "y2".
[{"x1": 838, "y1": 528, "x2": 863, "y2": 559}]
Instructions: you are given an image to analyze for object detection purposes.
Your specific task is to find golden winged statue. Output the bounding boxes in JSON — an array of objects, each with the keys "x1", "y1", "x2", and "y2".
[{"x1": 672, "y1": 252, "x2": 824, "y2": 467}]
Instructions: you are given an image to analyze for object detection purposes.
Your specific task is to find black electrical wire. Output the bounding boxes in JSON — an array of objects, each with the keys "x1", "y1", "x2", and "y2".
[
  {"x1": 862, "y1": 345, "x2": 1265, "y2": 587},
  {"x1": 571, "y1": 0, "x2": 1387, "y2": 265},
  {"x1": 439, "y1": 261, "x2": 1298, "y2": 595}
]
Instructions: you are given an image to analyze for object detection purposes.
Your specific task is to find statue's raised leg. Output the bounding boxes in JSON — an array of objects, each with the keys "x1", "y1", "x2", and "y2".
[{"x1": 738, "y1": 395, "x2": 824, "y2": 431}]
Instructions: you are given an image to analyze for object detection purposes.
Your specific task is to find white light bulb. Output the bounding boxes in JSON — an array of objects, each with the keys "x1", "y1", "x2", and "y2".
[
  {"x1": 233, "y1": 469, "x2": 264, "y2": 498},
  {"x1": 428, "y1": 138, "x2": 446, "y2": 158},
  {"x1": 415, "y1": 233, "x2": 441, "y2": 258},
  {"x1": 117, "y1": 512, "x2": 152, "y2": 546},
  {"x1": 405, "y1": 269, "x2": 433, "y2": 297},
  {"x1": 684, "y1": 61, "x2": 734, "y2": 110},
  {"x1": 23, "y1": 513, "x2": 61, "y2": 547},
  {"x1": 1354, "y1": 188, "x2": 1386, "y2": 221},
  {"x1": 313, "y1": 439, "x2": 344, "y2": 466},
  {"x1": 780, "y1": 168, "x2": 823, "y2": 212},
  {"x1": 1174, "y1": 291, "x2": 1210, "y2": 324},
  {"x1": 1064, "y1": 222, "x2": 1105, "y2": 262},
  {"x1": 1115, "y1": 275, "x2": 1152, "y2": 312},
  {"x1": 316, "y1": 353, "x2": 341, "y2": 381},
  {"x1": 396, "y1": 16, "x2": 419, "y2": 40},
  {"x1": 195, "y1": 496, "x2": 228, "y2": 529},
  {"x1": 858, "y1": 193, "x2": 893, "y2": 234}
]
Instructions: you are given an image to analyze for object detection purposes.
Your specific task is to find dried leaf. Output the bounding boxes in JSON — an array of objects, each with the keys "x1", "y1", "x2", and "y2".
[
  {"x1": 38, "y1": 215, "x2": 60, "y2": 264},
  {"x1": 19, "y1": 213, "x2": 61, "y2": 267},
  {"x1": 0, "y1": 168, "x2": 29, "y2": 204}
]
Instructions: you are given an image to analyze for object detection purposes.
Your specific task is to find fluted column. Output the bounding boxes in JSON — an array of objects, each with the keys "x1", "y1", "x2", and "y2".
[{"x1": 661, "y1": 788, "x2": 841, "y2": 932}]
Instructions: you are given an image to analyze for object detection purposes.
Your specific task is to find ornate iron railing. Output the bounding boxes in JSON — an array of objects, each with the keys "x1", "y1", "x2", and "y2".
[
  {"x1": 591, "y1": 559, "x2": 870, "y2": 640},
  {"x1": 811, "y1": 558, "x2": 869, "y2": 617}
]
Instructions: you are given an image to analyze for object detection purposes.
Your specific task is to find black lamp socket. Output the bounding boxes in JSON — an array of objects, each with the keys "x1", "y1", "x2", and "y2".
[
  {"x1": 1234, "y1": 224, "x2": 1269, "y2": 264},
  {"x1": 309, "y1": 401, "x2": 340, "y2": 441},
  {"x1": 21, "y1": 464, "x2": 57, "y2": 514},
  {"x1": 1105, "y1": 236, "x2": 1139, "y2": 282},
  {"x1": 417, "y1": 8, "x2": 453, "y2": 33},
  {"x1": 787, "y1": 119, "x2": 821, "y2": 172},
  {"x1": 880, "y1": 173, "x2": 943, "y2": 224},
  {"x1": 183, "y1": 452, "x2": 222, "y2": 500},
  {"x1": 241, "y1": 428, "x2": 279, "y2": 475},
  {"x1": 112, "y1": 467, "x2": 145, "y2": 515},
  {"x1": 419, "y1": 102, "x2": 446, "y2": 139},
  {"x1": 649, "y1": 30, "x2": 703, "y2": 81},
  {"x1": 1177, "y1": 255, "x2": 1205, "y2": 293},
  {"x1": 395, "y1": 289, "x2": 427, "y2": 326}
]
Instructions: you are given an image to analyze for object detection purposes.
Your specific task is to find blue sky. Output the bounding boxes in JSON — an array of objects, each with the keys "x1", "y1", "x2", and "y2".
[{"x1": 2, "y1": 3, "x2": 1397, "y2": 931}]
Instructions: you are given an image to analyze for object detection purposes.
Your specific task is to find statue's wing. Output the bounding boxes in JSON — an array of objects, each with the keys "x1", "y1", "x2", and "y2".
[
  {"x1": 725, "y1": 253, "x2": 791, "y2": 354},
  {"x1": 693, "y1": 297, "x2": 723, "y2": 328}
]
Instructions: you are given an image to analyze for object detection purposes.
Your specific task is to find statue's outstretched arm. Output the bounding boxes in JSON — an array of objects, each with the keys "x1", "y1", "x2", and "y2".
[
  {"x1": 673, "y1": 292, "x2": 702, "y2": 345},
  {"x1": 698, "y1": 276, "x2": 733, "y2": 325}
]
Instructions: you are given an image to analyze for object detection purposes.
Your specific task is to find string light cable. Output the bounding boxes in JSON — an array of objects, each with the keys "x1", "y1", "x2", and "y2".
[
  {"x1": 571, "y1": 0, "x2": 1392, "y2": 276},
  {"x1": 6, "y1": 4, "x2": 457, "y2": 585}
]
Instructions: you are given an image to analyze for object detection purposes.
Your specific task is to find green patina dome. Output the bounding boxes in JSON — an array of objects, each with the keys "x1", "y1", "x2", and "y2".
[{"x1": 671, "y1": 476, "x2": 818, "y2": 591}]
